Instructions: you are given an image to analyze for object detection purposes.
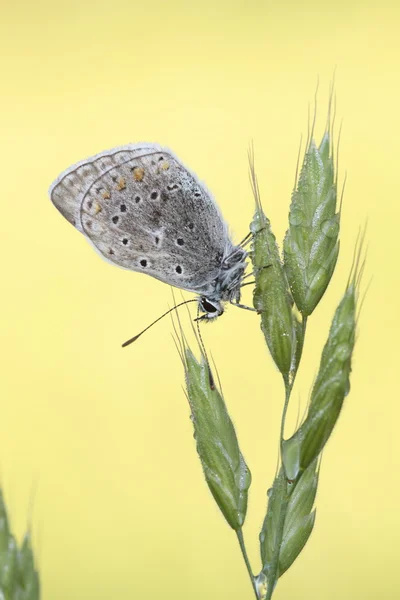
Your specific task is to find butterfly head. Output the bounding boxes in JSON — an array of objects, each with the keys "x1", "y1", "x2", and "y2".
[{"x1": 197, "y1": 246, "x2": 248, "y2": 320}]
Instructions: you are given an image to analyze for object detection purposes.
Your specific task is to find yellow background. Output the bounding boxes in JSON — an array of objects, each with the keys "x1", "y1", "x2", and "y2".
[{"x1": 1, "y1": 1, "x2": 399, "y2": 598}]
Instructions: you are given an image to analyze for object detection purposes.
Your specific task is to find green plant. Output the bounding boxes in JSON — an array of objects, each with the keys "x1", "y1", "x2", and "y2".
[
  {"x1": 180, "y1": 101, "x2": 362, "y2": 599},
  {"x1": 0, "y1": 490, "x2": 40, "y2": 600}
]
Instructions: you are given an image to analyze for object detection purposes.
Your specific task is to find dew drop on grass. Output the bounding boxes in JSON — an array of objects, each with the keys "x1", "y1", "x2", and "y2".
[
  {"x1": 289, "y1": 209, "x2": 304, "y2": 227},
  {"x1": 321, "y1": 218, "x2": 339, "y2": 238},
  {"x1": 334, "y1": 342, "x2": 352, "y2": 362}
]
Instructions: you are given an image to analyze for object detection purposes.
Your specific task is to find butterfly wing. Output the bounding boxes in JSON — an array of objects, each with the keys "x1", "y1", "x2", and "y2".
[{"x1": 49, "y1": 144, "x2": 232, "y2": 294}]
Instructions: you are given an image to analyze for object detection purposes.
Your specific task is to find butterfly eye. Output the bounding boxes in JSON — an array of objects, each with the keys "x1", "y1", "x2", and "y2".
[
  {"x1": 175, "y1": 265, "x2": 182, "y2": 274},
  {"x1": 201, "y1": 298, "x2": 218, "y2": 313},
  {"x1": 176, "y1": 238, "x2": 184, "y2": 246}
]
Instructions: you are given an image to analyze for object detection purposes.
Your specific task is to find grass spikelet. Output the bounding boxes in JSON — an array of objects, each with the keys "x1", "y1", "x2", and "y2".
[
  {"x1": 278, "y1": 459, "x2": 318, "y2": 576},
  {"x1": 260, "y1": 469, "x2": 287, "y2": 579},
  {"x1": 0, "y1": 490, "x2": 40, "y2": 600},
  {"x1": 183, "y1": 347, "x2": 251, "y2": 531},
  {"x1": 249, "y1": 149, "x2": 300, "y2": 385},
  {"x1": 282, "y1": 269, "x2": 358, "y2": 477},
  {"x1": 283, "y1": 126, "x2": 340, "y2": 316},
  {"x1": 258, "y1": 460, "x2": 319, "y2": 594}
]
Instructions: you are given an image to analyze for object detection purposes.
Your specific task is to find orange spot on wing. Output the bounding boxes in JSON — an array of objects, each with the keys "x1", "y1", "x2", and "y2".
[
  {"x1": 117, "y1": 177, "x2": 126, "y2": 191},
  {"x1": 133, "y1": 167, "x2": 145, "y2": 181}
]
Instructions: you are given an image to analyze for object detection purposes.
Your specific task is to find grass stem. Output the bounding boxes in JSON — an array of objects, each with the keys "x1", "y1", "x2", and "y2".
[
  {"x1": 236, "y1": 529, "x2": 258, "y2": 599},
  {"x1": 267, "y1": 374, "x2": 297, "y2": 599}
]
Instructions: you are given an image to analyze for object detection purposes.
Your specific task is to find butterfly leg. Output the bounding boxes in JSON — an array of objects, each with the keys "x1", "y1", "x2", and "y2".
[
  {"x1": 240, "y1": 270, "x2": 257, "y2": 283},
  {"x1": 226, "y1": 269, "x2": 256, "y2": 294},
  {"x1": 237, "y1": 231, "x2": 253, "y2": 248},
  {"x1": 231, "y1": 264, "x2": 271, "y2": 292},
  {"x1": 240, "y1": 280, "x2": 256, "y2": 288},
  {"x1": 246, "y1": 264, "x2": 272, "y2": 278},
  {"x1": 238, "y1": 223, "x2": 269, "y2": 248},
  {"x1": 230, "y1": 299, "x2": 257, "y2": 312}
]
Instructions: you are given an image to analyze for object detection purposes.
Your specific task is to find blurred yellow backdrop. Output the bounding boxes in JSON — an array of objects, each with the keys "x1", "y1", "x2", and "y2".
[{"x1": 1, "y1": 1, "x2": 399, "y2": 598}]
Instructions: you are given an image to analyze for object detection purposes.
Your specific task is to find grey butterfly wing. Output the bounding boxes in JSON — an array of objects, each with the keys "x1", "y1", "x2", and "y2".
[
  {"x1": 49, "y1": 145, "x2": 157, "y2": 232},
  {"x1": 49, "y1": 144, "x2": 232, "y2": 294}
]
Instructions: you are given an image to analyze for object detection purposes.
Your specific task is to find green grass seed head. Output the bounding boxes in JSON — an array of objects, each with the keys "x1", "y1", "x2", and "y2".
[
  {"x1": 259, "y1": 468, "x2": 286, "y2": 575},
  {"x1": 278, "y1": 460, "x2": 318, "y2": 576},
  {"x1": 0, "y1": 491, "x2": 17, "y2": 598},
  {"x1": 259, "y1": 460, "x2": 318, "y2": 584},
  {"x1": 184, "y1": 348, "x2": 251, "y2": 530},
  {"x1": 282, "y1": 275, "x2": 357, "y2": 478},
  {"x1": 17, "y1": 535, "x2": 40, "y2": 600},
  {"x1": 175, "y1": 100, "x2": 359, "y2": 600},
  {"x1": 0, "y1": 537, "x2": 17, "y2": 597},
  {"x1": 283, "y1": 132, "x2": 340, "y2": 316},
  {"x1": 249, "y1": 153, "x2": 300, "y2": 384},
  {"x1": 0, "y1": 491, "x2": 10, "y2": 555},
  {"x1": 0, "y1": 492, "x2": 40, "y2": 600}
]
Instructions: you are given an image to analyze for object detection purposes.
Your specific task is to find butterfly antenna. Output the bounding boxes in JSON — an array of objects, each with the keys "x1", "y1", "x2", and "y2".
[{"x1": 122, "y1": 299, "x2": 198, "y2": 347}]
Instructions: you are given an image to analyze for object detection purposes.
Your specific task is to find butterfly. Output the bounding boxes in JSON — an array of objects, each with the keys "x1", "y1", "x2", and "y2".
[{"x1": 49, "y1": 144, "x2": 252, "y2": 342}]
